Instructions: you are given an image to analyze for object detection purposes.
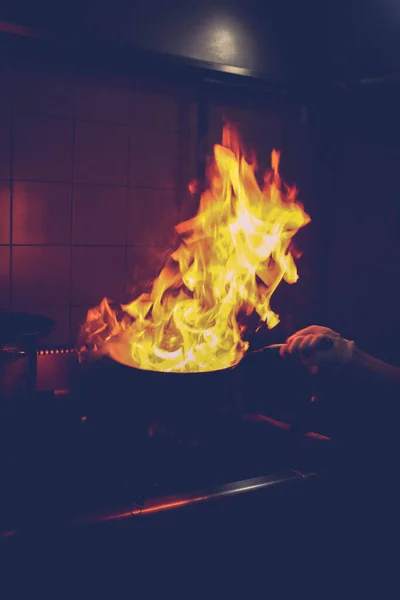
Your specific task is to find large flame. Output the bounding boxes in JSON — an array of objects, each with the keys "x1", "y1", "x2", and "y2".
[{"x1": 80, "y1": 125, "x2": 310, "y2": 372}]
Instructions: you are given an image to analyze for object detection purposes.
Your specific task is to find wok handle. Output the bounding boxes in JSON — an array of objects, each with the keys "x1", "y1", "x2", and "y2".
[
  {"x1": 247, "y1": 337, "x2": 333, "y2": 436},
  {"x1": 290, "y1": 342, "x2": 334, "y2": 435},
  {"x1": 260, "y1": 337, "x2": 334, "y2": 354},
  {"x1": 264, "y1": 338, "x2": 333, "y2": 435}
]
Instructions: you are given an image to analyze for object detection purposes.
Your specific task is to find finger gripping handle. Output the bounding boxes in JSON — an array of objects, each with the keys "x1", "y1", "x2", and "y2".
[
  {"x1": 302, "y1": 336, "x2": 333, "y2": 358},
  {"x1": 318, "y1": 337, "x2": 334, "y2": 351}
]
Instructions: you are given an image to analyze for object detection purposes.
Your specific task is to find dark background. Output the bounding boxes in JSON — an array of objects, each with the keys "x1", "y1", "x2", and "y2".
[
  {"x1": 1, "y1": 0, "x2": 400, "y2": 82},
  {"x1": 0, "y1": 0, "x2": 399, "y2": 363}
]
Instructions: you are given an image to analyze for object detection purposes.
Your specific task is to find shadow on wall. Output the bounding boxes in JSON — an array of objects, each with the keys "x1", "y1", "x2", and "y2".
[{"x1": 324, "y1": 86, "x2": 400, "y2": 363}]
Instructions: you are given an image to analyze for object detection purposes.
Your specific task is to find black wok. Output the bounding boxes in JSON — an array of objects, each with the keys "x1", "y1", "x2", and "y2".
[{"x1": 76, "y1": 335, "x2": 328, "y2": 439}]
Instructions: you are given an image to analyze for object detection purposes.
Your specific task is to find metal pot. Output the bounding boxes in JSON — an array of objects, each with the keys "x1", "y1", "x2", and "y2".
[{"x1": 0, "y1": 311, "x2": 55, "y2": 400}]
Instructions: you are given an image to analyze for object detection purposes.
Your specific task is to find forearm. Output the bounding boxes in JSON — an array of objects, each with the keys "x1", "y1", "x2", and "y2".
[{"x1": 348, "y1": 346, "x2": 400, "y2": 386}]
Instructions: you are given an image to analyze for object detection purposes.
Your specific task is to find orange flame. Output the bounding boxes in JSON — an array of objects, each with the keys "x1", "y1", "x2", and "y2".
[{"x1": 80, "y1": 125, "x2": 310, "y2": 372}]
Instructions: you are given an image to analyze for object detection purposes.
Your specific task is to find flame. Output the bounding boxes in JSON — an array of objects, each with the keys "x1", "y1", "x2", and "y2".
[{"x1": 80, "y1": 125, "x2": 310, "y2": 372}]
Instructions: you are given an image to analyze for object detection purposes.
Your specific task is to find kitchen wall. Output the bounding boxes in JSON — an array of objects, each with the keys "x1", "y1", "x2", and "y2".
[
  {"x1": 0, "y1": 45, "x2": 327, "y2": 353},
  {"x1": 322, "y1": 85, "x2": 400, "y2": 364},
  {"x1": 0, "y1": 58, "x2": 198, "y2": 347}
]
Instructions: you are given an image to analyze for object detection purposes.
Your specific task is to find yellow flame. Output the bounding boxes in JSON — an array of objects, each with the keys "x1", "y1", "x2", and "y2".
[{"x1": 80, "y1": 125, "x2": 310, "y2": 372}]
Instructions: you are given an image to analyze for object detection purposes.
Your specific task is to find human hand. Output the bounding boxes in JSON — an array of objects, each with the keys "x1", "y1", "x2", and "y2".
[{"x1": 280, "y1": 325, "x2": 355, "y2": 366}]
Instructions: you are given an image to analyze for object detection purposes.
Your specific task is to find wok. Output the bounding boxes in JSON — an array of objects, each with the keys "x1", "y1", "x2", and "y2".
[{"x1": 77, "y1": 337, "x2": 332, "y2": 437}]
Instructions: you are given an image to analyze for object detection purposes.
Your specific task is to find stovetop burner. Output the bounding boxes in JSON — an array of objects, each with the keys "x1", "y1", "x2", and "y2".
[{"x1": 0, "y1": 388, "x2": 332, "y2": 537}]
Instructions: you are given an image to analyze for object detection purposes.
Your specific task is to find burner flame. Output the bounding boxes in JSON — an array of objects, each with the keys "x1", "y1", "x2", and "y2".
[{"x1": 80, "y1": 125, "x2": 310, "y2": 372}]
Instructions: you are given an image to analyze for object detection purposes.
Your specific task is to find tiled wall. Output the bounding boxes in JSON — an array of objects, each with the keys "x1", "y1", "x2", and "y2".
[{"x1": 0, "y1": 60, "x2": 197, "y2": 348}]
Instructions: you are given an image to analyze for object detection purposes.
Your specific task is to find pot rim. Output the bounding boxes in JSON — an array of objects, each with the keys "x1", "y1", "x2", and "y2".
[{"x1": 107, "y1": 353, "x2": 240, "y2": 375}]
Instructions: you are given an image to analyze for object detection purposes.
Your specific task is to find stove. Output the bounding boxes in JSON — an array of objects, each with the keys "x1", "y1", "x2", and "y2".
[
  {"x1": 3, "y1": 349, "x2": 399, "y2": 597},
  {"x1": 0, "y1": 348, "x2": 334, "y2": 539}
]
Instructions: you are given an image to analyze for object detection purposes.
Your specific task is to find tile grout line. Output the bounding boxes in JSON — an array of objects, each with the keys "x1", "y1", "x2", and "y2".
[
  {"x1": 68, "y1": 74, "x2": 77, "y2": 347},
  {"x1": 0, "y1": 177, "x2": 178, "y2": 192},
  {"x1": 125, "y1": 122, "x2": 132, "y2": 301},
  {"x1": 12, "y1": 107, "x2": 187, "y2": 133},
  {"x1": 3, "y1": 243, "x2": 164, "y2": 248},
  {"x1": 175, "y1": 97, "x2": 187, "y2": 219},
  {"x1": 9, "y1": 101, "x2": 14, "y2": 309}
]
